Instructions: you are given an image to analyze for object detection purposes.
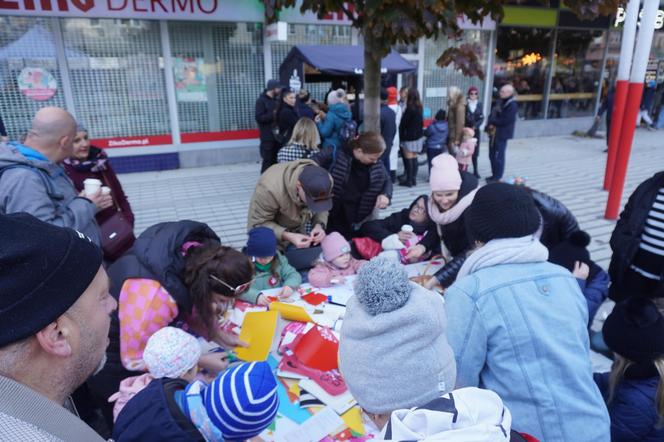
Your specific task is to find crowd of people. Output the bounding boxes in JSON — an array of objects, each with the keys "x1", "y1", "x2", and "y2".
[{"x1": 0, "y1": 84, "x2": 662, "y2": 442}]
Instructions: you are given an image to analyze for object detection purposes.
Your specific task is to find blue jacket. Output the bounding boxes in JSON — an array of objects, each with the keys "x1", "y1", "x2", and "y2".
[
  {"x1": 489, "y1": 97, "x2": 518, "y2": 140},
  {"x1": 595, "y1": 372, "x2": 664, "y2": 442},
  {"x1": 317, "y1": 103, "x2": 352, "y2": 149},
  {"x1": 380, "y1": 104, "x2": 397, "y2": 150},
  {"x1": 445, "y1": 260, "x2": 610, "y2": 442},
  {"x1": 113, "y1": 378, "x2": 205, "y2": 442},
  {"x1": 578, "y1": 267, "x2": 610, "y2": 327},
  {"x1": 424, "y1": 120, "x2": 449, "y2": 150}
]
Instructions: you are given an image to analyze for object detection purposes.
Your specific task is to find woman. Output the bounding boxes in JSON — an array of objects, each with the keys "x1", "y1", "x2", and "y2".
[
  {"x1": 422, "y1": 153, "x2": 479, "y2": 290},
  {"x1": 63, "y1": 124, "x2": 135, "y2": 261},
  {"x1": 447, "y1": 86, "x2": 466, "y2": 152},
  {"x1": 313, "y1": 131, "x2": 391, "y2": 239},
  {"x1": 88, "y1": 220, "x2": 253, "y2": 426},
  {"x1": 465, "y1": 86, "x2": 484, "y2": 178},
  {"x1": 277, "y1": 117, "x2": 320, "y2": 163},
  {"x1": 316, "y1": 88, "x2": 352, "y2": 150},
  {"x1": 398, "y1": 88, "x2": 424, "y2": 187},
  {"x1": 276, "y1": 88, "x2": 299, "y2": 146}
]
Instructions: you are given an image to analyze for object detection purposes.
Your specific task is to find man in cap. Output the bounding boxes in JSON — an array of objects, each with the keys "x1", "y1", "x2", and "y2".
[
  {"x1": 247, "y1": 159, "x2": 332, "y2": 269},
  {"x1": 255, "y1": 79, "x2": 284, "y2": 173},
  {"x1": 0, "y1": 213, "x2": 117, "y2": 440}
]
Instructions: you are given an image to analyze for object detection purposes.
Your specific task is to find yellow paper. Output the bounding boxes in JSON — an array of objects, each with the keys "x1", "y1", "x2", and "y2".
[
  {"x1": 269, "y1": 302, "x2": 312, "y2": 322},
  {"x1": 288, "y1": 382, "x2": 301, "y2": 398},
  {"x1": 235, "y1": 311, "x2": 278, "y2": 362},
  {"x1": 341, "y1": 406, "x2": 365, "y2": 435}
]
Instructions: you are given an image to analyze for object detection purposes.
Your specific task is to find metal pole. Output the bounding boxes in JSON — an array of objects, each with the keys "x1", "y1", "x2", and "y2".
[
  {"x1": 542, "y1": 28, "x2": 557, "y2": 120},
  {"x1": 594, "y1": 31, "x2": 611, "y2": 116},
  {"x1": 606, "y1": 0, "x2": 659, "y2": 219},
  {"x1": 604, "y1": 0, "x2": 639, "y2": 191},
  {"x1": 52, "y1": 19, "x2": 77, "y2": 118},
  {"x1": 482, "y1": 29, "x2": 497, "y2": 126},
  {"x1": 159, "y1": 21, "x2": 181, "y2": 146}
]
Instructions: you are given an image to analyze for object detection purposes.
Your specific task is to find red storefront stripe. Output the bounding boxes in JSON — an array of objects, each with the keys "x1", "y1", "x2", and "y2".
[
  {"x1": 181, "y1": 130, "x2": 259, "y2": 143},
  {"x1": 92, "y1": 134, "x2": 173, "y2": 149}
]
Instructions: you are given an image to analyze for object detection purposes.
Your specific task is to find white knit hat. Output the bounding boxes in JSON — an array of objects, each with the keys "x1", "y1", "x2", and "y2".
[
  {"x1": 327, "y1": 88, "x2": 347, "y2": 106},
  {"x1": 143, "y1": 327, "x2": 201, "y2": 378}
]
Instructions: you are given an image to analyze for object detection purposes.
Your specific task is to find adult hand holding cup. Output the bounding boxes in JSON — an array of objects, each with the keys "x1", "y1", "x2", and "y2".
[{"x1": 83, "y1": 178, "x2": 102, "y2": 197}]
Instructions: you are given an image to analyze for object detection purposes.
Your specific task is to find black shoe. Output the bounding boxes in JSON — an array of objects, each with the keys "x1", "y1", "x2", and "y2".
[
  {"x1": 399, "y1": 158, "x2": 413, "y2": 187},
  {"x1": 486, "y1": 176, "x2": 498, "y2": 183},
  {"x1": 473, "y1": 172, "x2": 481, "y2": 179},
  {"x1": 603, "y1": 149, "x2": 608, "y2": 153}
]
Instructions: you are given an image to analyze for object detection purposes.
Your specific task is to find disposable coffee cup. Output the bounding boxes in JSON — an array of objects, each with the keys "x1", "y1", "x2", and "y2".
[
  {"x1": 101, "y1": 186, "x2": 111, "y2": 196},
  {"x1": 83, "y1": 178, "x2": 102, "y2": 196},
  {"x1": 401, "y1": 224, "x2": 414, "y2": 234}
]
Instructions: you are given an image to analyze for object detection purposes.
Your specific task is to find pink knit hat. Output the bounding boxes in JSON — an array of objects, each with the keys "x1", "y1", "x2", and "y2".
[
  {"x1": 143, "y1": 327, "x2": 201, "y2": 378},
  {"x1": 429, "y1": 153, "x2": 462, "y2": 192},
  {"x1": 322, "y1": 232, "x2": 351, "y2": 262}
]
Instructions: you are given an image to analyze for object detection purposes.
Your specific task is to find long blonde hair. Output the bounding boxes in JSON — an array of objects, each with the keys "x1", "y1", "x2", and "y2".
[
  {"x1": 608, "y1": 355, "x2": 664, "y2": 426},
  {"x1": 288, "y1": 117, "x2": 320, "y2": 151}
]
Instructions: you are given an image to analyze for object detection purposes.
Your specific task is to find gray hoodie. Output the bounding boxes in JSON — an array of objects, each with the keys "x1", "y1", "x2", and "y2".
[{"x1": 0, "y1": 142, "x2": 101, "y2": 245}]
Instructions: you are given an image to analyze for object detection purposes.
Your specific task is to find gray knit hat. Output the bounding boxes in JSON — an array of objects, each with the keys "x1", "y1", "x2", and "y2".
[{"x1": 339, "y1": 257, "x2": 457, "y2": 414}]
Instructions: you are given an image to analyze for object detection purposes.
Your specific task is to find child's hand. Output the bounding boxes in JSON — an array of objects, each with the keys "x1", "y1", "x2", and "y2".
[
  {"x1": 256, "y1": 294, "x2": 270, "y2": 306},
  {"x1": 572, "y1": 261, "x2": 590, "y2": 280},
  {"x1": 398, "y1": 231, "x2": 414, "y2": 243},
  {"x1": 199, "y1": 352, "x2": 230, "y2": 375},
  {"x1": 280, "y1": 286, "x2": 294, "y2": 298},
  {"x1": 375, "y1": 194, "x2": 390, "y2": 209},
  {"x1": 214, "y1": 331, "x2": 249, "y2": 349},
  {"x1": 405, "y1": 244, "x2": 426, "y2": 262}
]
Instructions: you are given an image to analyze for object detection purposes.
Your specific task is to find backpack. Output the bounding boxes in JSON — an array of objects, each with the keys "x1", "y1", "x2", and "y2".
[{"x1": 339, "y1": 119, "x2": 358, "y2": 144}]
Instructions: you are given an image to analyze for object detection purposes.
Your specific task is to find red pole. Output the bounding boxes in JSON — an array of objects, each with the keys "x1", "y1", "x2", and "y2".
[{"x1": 604, "y1": 80, "x2": 628, "y2": 190}]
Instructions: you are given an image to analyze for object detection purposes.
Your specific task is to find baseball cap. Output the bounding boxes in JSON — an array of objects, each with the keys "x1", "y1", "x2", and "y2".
[
  {"x1": 298, "y1": 165, "x2": 333, "y2": 213},
  {"x1": 266, "y1": 79, "x2": 283, "y2": 90}
]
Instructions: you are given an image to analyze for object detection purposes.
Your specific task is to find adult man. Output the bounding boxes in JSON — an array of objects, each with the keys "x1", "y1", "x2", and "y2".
[
  {"x1": 0, "y1": 107, "x2": 110, "y2": 244},
  {"x1": 486, "y1": 84, "x2": 518, "y2": 182},
  {"x1": 255, "y1": 79, "x2": 283, "y2": 173},
  {"x1": 379, "y1": 88, "x2": 397, "y2": 175},
  {"x1": 247, "y1": 160, "x2": 332, "y2": 269},
  {"x1": 0, "y1": 213, "x2": 117, "y2": 440}
]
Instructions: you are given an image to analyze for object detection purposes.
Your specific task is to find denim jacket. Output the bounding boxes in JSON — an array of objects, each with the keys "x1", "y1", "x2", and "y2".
[{"x1": 445, "y1": 260, "x2": 610, "y2": 442}]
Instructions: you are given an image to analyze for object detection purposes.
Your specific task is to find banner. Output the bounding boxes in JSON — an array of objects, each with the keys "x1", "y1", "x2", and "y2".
[{"x1": 173, "y1": 57, "x2": 207, "y2": 102}]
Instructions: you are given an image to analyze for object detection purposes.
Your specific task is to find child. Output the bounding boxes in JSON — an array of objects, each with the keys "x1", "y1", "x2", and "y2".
[
  {"x1": 108, "y1": 326, "x2": 201, "y2": 422},
  {"x1": 454, "y1": 127, "x2": 477, "y2": 172},
  {"x1": 308, "y1": 232, "x2": 366, "y2": 287},
  {"x1": 594, "y1": 297, "x2": 664, "y2": 441},
  {"x1": 424, "y1": 109, "x2": 448, "y2": 172},
  {"x1": 548, "y1": 230, "x2": 610, "y2": 327},
  {"x1": 242, "y1": 226, "x2": 301, "y2": 306},
  {"x1": 113, "y1": 361, "x2": 279, "y2": 441}
]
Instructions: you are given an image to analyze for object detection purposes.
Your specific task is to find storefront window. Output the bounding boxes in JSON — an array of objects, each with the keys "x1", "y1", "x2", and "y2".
[
  {"x1": 548, "y1": 30, "x2": 605, "y2": 119},
  {"x1": 495, "y1": 27, "x2": 553, "y2": 120},
  {"x1": 62, "y1": 19, "x2": 170, "y2": 138},
  {"x1": 422, "y1": 31, "x2": 488, "y2": 119},
  {"x1": 271, "y1": 24, "x2": 352, "y2": 103},
  {"x1": 0, "y1": 18, "x2": 66, "y2": 139},
  {"x1": 168, "y1": 22, "x2": 264, "y2": 135}
]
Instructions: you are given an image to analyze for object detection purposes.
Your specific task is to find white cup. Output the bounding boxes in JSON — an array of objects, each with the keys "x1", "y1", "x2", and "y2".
[
  {"x1": 83, "y1": 178, "x2": 102, "y2": 196},
  {"x1": 401, "y1": 224, "x2": 414, "y2": 234},
  {"x1": 100, "y1": 186, "x2": 111, "y2": 196}
]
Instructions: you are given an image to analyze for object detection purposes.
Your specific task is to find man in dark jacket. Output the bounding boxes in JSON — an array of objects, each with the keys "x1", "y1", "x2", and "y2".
[
  {"x1": 596, "y1": 86, "x2": 615, "y2": 151},
  {"x1": 255, "y1": 79, "x2": 282, "y2": 173},
  {"x1": 379, "y1": 88, "x2": 397, "y2": 174},
  {"x1": 487, "y1": 84, "x2": 518, "y2": 182}
]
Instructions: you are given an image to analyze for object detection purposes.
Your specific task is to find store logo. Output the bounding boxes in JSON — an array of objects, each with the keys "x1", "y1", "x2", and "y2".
[
  {"x1": 0, "y1": 0, "x2": 94, "y2": 11},
  {"x1": 614, "y1": 6, "x2": 664, "y2": 29}
]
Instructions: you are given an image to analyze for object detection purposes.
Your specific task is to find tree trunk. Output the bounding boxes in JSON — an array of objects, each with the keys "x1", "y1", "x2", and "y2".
[{"x1": 363, "y1": 30, "x2": 382, "y2": 133}]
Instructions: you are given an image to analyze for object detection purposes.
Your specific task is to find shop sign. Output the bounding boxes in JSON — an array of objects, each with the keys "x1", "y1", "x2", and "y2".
[
  {"x1": 92, "y1": 134, "x2": 173, "y2": 148},
  {"x1": 17, "y1": 67, "x2": 57, "y2": 101},
  {"x1": 173, "y1": 57, "x2": 207, "y2": 102},
  {"x1": 614, "y1": 6, "x2": 664, "y2": 29},
  {"x1": 288, "y1": 69, "x2": 302, "y2": 92}
]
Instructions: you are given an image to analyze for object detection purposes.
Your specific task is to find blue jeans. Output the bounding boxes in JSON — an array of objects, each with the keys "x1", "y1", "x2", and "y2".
[
  {"x1": 655, "y1": 108, "x2": 664, "y2": 129},
  {"x1": 426, "y1": 147, "x2": 444, "y2": 172},
  {"x1": 489, "y1": 138, "x2": 508, "y2": 180}
]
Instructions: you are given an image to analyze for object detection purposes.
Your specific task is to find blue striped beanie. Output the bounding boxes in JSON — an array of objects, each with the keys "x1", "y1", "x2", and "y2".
[{"x1": 203, "y1": 362, "x2": 279, "y2": 440}]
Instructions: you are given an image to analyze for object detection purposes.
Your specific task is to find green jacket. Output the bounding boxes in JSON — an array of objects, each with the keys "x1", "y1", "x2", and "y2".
[{"x1": 240, "y1": 253, "x2": 302, "y2": 303}]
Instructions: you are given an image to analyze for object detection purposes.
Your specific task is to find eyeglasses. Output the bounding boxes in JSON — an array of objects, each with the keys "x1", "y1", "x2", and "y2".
[
  {"x1": 209, "y1": 274, "x2": 254, "y2": 296},
  {"x1": 469, "y1": 92, "x2": 478, "y2": 96}
]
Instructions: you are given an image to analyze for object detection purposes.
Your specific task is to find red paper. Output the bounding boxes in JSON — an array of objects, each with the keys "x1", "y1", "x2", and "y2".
[
  {"x1": 302, "y1": 292, "x2": 328, "y2": 306},
  {"x1": 293, "y1": 326, "x2": 339, "y2": 371}
]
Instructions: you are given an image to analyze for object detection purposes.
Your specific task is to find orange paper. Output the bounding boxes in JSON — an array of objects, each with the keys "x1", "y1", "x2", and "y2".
[
  {"x1": 270, "y1": 302, "x2": 312, "y2": 322},
  {"x1": 302, "y1": 292, "x2": 328, "y2": 306},
  {"x1": 235, "y1": 311, "x2": 278, "y2": 362},
  {"x1": 293, "y1": 326, "x2": 339, "y2": 371}
]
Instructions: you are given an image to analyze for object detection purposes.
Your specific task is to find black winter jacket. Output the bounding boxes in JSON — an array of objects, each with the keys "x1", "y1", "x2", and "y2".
[
  {"x1": 380, "y1": 104, "x2": 397, "y2": 150},
  {"x1": 529, "y1": 188, "x2": 579, "y2": 250},
  {"x1": 277, "y1": 103, "x2": 299, "y2": 142},
  {"x1": 255, "y1": 91, "x2": 278, "y2": 141},
  {"x1": 361, "y1": 195, "x2": 441, "y2": 255},
  {"x1": 313, "y1": 145, "x2": 392, "y2": 223},
  {"x1": 399, "y1": 106, "x2": 424, "y2": 142},
  {"x1": 609, "y1": 172, "x2": 664, "y2": 287},
  {"x1": 465, "y1": 101, "x2": 484, "y2": 131}
]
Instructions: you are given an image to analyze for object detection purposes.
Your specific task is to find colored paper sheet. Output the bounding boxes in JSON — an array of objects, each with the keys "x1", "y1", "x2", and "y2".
[
  {"x1": 341, "y1": 407, "x2": 365, "y2": 435},
  {"x1": 282, "y1": 407, "x2": 345, "y2": 442},
  {"x1": 276, "y1": 376, "x2": 312, "y2": 424},
  {"x1": 235, "y1": 311, "x2": 278, "y2": 362},
  {"x1": 302, "y1": 291, "x2": 328, "y2": 306},
  {"x1": 299, "y1": 379, "x2": 356, "y2": 415},
  {"x1": 288, "y1": 382, "x2": 301, "y2": 398},
  {"x1": 270, "y1": 302, "x2": 312, "y2": 322},
  {"x1": 293, "y1": 326, "x2": 339, "y2": 371}
]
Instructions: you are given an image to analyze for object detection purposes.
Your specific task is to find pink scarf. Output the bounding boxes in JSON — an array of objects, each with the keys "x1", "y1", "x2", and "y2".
[{"x1": 427, "y1": 188, "x2": 478, "y2": 226}]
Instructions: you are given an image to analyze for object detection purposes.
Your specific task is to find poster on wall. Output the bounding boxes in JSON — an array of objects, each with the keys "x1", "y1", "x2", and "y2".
[
  {"x1": 17, "y1": 67, "x2": 57, "y2": 101},
  {"x1": 173, "y1": 57, "x2": 207, "y2": 102}
]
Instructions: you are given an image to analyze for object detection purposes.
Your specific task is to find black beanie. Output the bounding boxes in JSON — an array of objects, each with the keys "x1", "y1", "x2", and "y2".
[
  {"x1": 603, "y1": 297, "x2": 664, "y2": 364},
  {"x1": 465, "y1": 183, "x2": 541, "y2": 243},
  {"x1": 548, "y1": 230, "x2": 592, "y2": 272},
  {"x1": 0, "y1": 213, "x2": 103, "y2": 347}
]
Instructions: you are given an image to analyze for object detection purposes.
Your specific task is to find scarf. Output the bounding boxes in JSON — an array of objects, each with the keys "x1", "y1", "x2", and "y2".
[
  {"x1": 468, "y1": 99, "x2": 478, "y2": 113},
  {"x1": 427, "y1": 188, "x2": 478, "y2": 226},
  {"x1": 457, "y1": 235, "x2": 549, "y2": 280},
  {"x1": 63, "y1": 146, "x2": 109, "y2": 173}
]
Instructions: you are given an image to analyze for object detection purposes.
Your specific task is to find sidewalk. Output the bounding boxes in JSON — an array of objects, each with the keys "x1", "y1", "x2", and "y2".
[{"x1": 118, "y1": 129, "x2": 663, "y2": 270}]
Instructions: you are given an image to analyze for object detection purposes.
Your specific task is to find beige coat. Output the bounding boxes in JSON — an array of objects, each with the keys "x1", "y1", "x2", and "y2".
[
  {"x1": 447, "y1": 94, "x2": 467, "y2": 148},
  {"x1": 247, "y1": 159, "x2": 330, "y2": 249}
]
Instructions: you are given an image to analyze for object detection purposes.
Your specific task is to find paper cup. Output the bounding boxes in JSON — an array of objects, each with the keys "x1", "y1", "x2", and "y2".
[
  {"x1": 83, "y1": 178, "x2": 102, "y2": 196},
  {"x1": 401, "y1": 224, "x2": 414, "y2": 233},
  {"x1": 100, "y1": 186, "x2": 111, "y2": 196}
]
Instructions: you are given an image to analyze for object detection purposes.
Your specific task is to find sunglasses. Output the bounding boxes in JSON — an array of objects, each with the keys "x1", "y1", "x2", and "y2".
[
  {"x1": 469, "y1": 92, "x2": 478, "y2": 95},
  {"x1": 209, "y1": 274, "x2": 254, "y2": 296}
]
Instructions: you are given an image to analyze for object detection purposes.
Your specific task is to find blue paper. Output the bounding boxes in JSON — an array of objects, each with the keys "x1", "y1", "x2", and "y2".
[{"x1": 268, "y1": 355, "x2": 312, "y2": 424}]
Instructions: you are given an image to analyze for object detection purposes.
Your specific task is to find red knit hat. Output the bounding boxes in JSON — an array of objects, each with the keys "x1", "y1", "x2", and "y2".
[
  {"x1": 387, "y1": 87, "x2": 398, "y2": 105},
  {"x1": 468, "y1": 86, "x2": 479, "y2": 95}
]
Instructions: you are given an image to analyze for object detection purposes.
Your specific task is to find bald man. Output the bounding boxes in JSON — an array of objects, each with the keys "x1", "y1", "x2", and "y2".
[
  {"x1": 0, "y1": 107, "x2": 110, "y2": 244},
  {"x1": 486, "y1": 84, "x2": 518, "y2": 182}
]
